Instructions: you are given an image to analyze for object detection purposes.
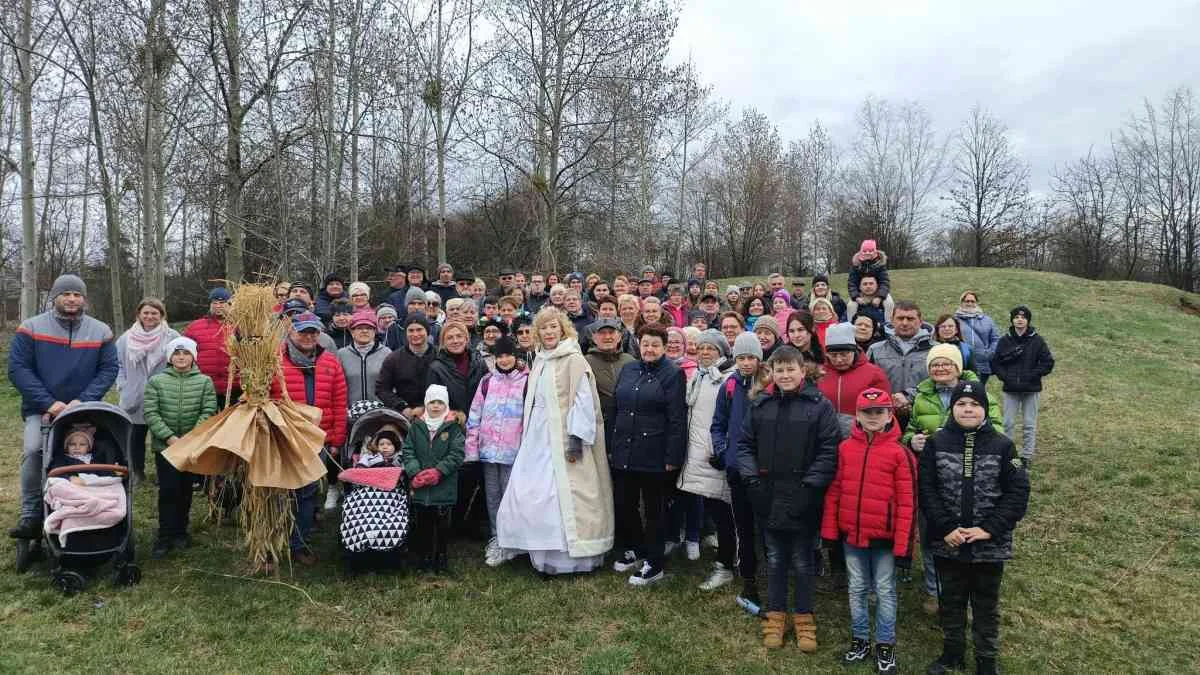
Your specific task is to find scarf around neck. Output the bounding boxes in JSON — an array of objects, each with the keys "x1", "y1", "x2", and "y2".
[
  {"x1": 687, "y1": 363, "x2": 724, "y2": 406},
  {"x1": 424, "y1": 412, "x2": 447, "y2": 436},
  {"x1": 126, "y1": 321, "x2": 169, "y2": 369}
]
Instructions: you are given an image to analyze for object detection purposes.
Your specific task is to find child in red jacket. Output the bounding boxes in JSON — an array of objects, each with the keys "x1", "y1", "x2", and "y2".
[{"x1": 821, "y1": 388, "x2": 915, "y2": 674}]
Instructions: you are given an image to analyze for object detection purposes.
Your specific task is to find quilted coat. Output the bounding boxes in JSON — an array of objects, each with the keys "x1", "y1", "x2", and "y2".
[
  {"x1": 270, "y1": 345, "x2": 348, "y2": 447},
  {"x1": 143, "y1": 365, "x2": 218, "y2": 452},
  {"x1": 820, "y1": 419, "x2": 916, "y2": 556},
  {"x1": 183, "y1": 315, "x2": 234, "y2": 395},
  {"x1": 464, "y1": 367, "x2": 529, "y2": 464}
]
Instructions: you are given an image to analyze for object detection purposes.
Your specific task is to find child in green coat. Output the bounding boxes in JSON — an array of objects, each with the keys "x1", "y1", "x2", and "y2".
[
  {"x1": 403, "y1": 384, "x2": 465, "y2": 573},
  {"x1": 143, "y1": 337, "x2": 217, "y2": 558}
]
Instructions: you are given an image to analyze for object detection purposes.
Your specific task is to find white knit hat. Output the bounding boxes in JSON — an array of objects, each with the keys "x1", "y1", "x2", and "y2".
[
  {"x1": 348, "y1": 281, "x2": 370, "y2": 297},
  {"x1": 166, "y1": 336, "x2": 198, "y2": 361},
  {"x1": 425, "y1": 384, "x2": 449, "y2": 406},
  {"x1": 732, "y1": 332, "x2": 763, "y2": 360}
]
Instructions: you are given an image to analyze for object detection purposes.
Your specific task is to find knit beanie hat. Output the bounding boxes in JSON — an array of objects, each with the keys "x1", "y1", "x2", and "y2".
[
  {"x1": 950, "y1": 380, "x2": 988, "y2": 410},
  {"x1": 927, "y1": 342, "x2": 964, "y2": 373},
  {"x1": 1010, "y1": 305, "x2": 1032, "y2": 322},
  {"x1": 733, "y1": 331, "x2": 763, "y2": 360},
  {"x1": 725, "y1": 285, "x2": 740, "y2": 296},
  {"x1": 425, "y1": 384, "x2": 450, "y2": 406},
  {"x1": 772, "y1": 289, "x2": 791, "y2": 304},
  {"x1": 207, "y1": 286, "x2": 230, "y2": 302},
  {"x1": 375, "y1": 304, "x2": 398, "y2": 320},
  {"x1": 332, "y1": 299, "x2": 354, "y2": 315},
  {"x1": 812, "y1": 273, "x2": 830, "y2": 286},
  {"x1": 166, "y1": 336, "x2": 199, "y2": 361},
  {"x1": 64, "y1": 424, "x2": 96, "y2": 453},
  {"x1": 698, "y1": 329, "x2": 728, "y2": 357},
  {"x1": 49, "y1": 273, "x2": 87, "y2": 300},
  {"x1": 490, "y1": 335, "x2": 517, "y2": 357},
  {"x1": 348, "y1": 281, "x2": 370, "y2": 297},
  {"x1": 753, "y1": 315, "x2": 780, "y2": 339},
  {"x1": 405, "y1": 287, "x2": 428, "y2": 306},
  {"x1": 373, "y1": 429, "x2": 401, "y2": 449},
  {"x1": 350, "y1": 311, "x2": 377, "y2": 330},
  {"x1": 404, "y1": 312, "x2": 430, "y2": 331},
  {"x1": 823, "y1": 323, "x2": 857, "y2": 352},
  {"x1": 859, "y1": 239, "x2": 877, "y2": 255}
]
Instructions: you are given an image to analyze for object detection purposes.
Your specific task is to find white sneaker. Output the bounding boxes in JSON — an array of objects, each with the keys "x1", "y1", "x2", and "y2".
[
  {"x1": 699, "y1": 562, "x2": 734, "y2": 591},
  {"x1": 628, "y1": 561, "x2": 665, "y2": 586},
  {"x1": 484, "y1": 538, "x2": 504, "y2": 567},
  {"x1": 612, "y1": 550, "x2": 641, "y2": 573},
  {"x1": 685, "y1": 541, "x2": 701, "y2": 561},
  {"x1": 702, "y1": 533, "x2": 719, "y2": 549},
  {"x1": 323, "y1": 486, "x2": 341, "y2": 510}
]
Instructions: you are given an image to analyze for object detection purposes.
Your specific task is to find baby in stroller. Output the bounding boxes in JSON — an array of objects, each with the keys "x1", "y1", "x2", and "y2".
[
  {"x1": 338, "y1": 403, "x2": 410, "y2": 572},
  {"x1": 45, "y1": 423, "x2": 126, "y2": 544}
]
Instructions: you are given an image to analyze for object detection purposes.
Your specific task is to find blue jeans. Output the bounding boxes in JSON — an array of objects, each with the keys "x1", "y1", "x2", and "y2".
[
  {"x1": 844, "y1": 543, "x2": 898, "y2": 644},
  {"x1": 918, "y1": 511, "x2": 940, "y2": 598},
  {"x1": 289, "y1": 482, "x2": 319, "y2": 553},
  {"x1": 20, "y1": 415, "x2": 45, "y2": 519},
  {"x1": 763, "y1": 529, "x2": 816, "y2": 613}
]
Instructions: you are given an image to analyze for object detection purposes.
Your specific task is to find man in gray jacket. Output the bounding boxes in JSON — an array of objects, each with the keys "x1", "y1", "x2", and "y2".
[{"x1": 866, "y1": 300, "x2": 933, "y2": 423}]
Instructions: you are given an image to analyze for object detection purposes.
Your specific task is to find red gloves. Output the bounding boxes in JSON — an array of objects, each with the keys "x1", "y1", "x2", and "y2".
[{"x1": 411, "y1": 468, "x2": 442, "y2": 489}]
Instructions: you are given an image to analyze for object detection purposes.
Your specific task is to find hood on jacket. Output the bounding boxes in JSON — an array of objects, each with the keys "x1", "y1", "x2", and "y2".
[{"x1": 851, "y1": 250, "x2": 888, "y2": 268}]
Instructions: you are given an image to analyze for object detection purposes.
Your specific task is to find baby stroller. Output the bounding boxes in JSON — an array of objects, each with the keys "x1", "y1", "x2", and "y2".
[
  {"x1": 14, "y1": 402, "x2": 141, "y2": 594},
  {"x1": 338, "y1": 401, "x2": 411, "y2": 572}
]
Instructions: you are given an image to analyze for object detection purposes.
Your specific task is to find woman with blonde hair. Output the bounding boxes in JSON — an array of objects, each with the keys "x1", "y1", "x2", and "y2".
[{"x1": 496, "y1": 307, "x2": 615, "y2": 574}]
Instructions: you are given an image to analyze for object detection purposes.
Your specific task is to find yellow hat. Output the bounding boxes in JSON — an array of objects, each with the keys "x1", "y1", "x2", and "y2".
[{"x1": 926, "y1": 343, "x2": 963, "y2": 374}]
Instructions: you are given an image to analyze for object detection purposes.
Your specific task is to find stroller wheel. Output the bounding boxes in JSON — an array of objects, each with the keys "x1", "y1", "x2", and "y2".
[
  {"x1": 15, "y1": 539, "x2": 33, "y2": 573},
  {"x1": 113, "y1": 563, "x2": 142, "y2": 587},
  {"x1": 52, "y1": 569, "x2": 86, "y2": 596}
]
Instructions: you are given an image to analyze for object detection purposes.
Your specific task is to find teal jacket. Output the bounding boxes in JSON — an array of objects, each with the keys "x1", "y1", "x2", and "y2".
[
  {"x1": 143, "y1": 365, "x2": 218, "y2": 452},
  {"x1": 402, "y1": 418, "x2": 466, "y2": 507},
  {"x1": 902, "y1": 371, "x2": 1003, "y2": 449}
]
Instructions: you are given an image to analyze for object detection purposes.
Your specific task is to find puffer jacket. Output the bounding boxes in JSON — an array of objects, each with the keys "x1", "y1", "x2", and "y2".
[
  {"x1": 143, "y1": 365, "x2": 218, "y2": 452},
  {"x1": 337, "y1": 342, "x2": 391, "y2": 407},
  {"x1": 426, "y1": 348, "x2": 488, "y2": 414},
  {"x1": 736, "y1": 380, "x2": 841, "y2": 532},
  {"x1": 183, "y1": 315, "x2": 234, "y2": 395},
  {"x1": 818, "y1": 351, "x2": 891, "y2": 437},
  {"x1": 954, "y1": 310, "x2": 1000, "y2": 376},
  {"x1": 609, "y1": 356, "x2": 687, "y2": 472},
  {"x1": 464, "y1": 367, "x2": 529, "y2": 464},
  {"x1": 902, "y1": 371, "x2": 1003, "y2": 448},
  {"x1": 376, "y1": 344, "x2": 436, "y2": 411},
  {"x1": 677, "y1": 365, "x2": 732, "y2": 502},
  {"x1": 848, "y1": 250, "x2": 891, "y2": 300},
  {"x1": 115, "y1": 327, "x2": 180, "y2": 424},
  {"x1": 9, "y1": 309, "x2": 119, "y2": 417},
  {"x1": 867, "y1": 329, "x2": 934, "y2": 398},
  {"x1": 991, "y1": 326, "x2": 1055, "y2": 393},
  {"x1": 919, "y1": 418, "x2": 1030, "y2": 562},
  {"x1": 270, "y1": 345, "x2": 348, "y2": 447},
  {"x1": 585, "y1": 347, "x2": 636, "y2": 448},
  {"x1": 821, "y1": 419, "x2": 915, "y2": 556},
  {"x1": 402, "y1": 418, "x2": 465, "y2": 507},
  {"x1": 664, "y1": 302, "x2": 688, "y2": 328}
]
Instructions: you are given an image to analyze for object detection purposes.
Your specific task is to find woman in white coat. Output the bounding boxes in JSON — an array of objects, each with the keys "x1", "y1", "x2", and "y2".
[
  {"x1": 676, "y1": 329, "x2": 738, "y2": 590},
  {"x1": 497, "y1": 307, "x2": 615, "y2": 574}
]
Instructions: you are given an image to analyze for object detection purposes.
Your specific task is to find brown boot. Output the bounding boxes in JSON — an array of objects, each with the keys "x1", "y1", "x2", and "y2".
[
  {"x1": 761, "y1": 611, "x2": 788, "y2": 649},
  {"x1": 793, "y1": 613, "x2": 818, "y2": 653}
]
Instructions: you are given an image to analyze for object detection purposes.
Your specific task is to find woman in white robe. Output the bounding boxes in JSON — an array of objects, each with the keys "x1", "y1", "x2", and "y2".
[{"x1": 497, "y1": 308, "x2": 614, "y2": 574}]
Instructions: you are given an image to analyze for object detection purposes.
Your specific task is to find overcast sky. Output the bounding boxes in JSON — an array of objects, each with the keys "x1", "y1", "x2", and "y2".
[{"x1": 671, "y1": 0, "x2": 1200, "y2": 190}]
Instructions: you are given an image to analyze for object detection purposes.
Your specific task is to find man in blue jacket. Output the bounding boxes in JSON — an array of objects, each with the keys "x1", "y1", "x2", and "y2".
[{"x1": 8, "y1": 274, "x2": 118, "y2": 538}]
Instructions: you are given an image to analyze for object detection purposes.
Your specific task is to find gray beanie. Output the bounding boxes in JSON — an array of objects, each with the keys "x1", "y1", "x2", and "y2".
[
  {"x1": 404, "y1": 287, "x2": 427, "y2": 307},
  {"x1": 698, "y1": 328, "x2": 728, "y2": 357},
  {"x1": 50, "y1": 274, "x2": 87, "y2": 299},
  {"x1": 732, "y1": 331, "x2": 763, "y2": 360},
  {"x1": 375, "y1": 304, "x2": 398, "y2": 320},
  {"x1": 823, "y1": 322, "x2": 858, "y2": 352}
]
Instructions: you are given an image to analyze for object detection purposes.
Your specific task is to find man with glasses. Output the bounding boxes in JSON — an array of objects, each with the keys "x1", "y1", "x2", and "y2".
[
  {"x1": 497, "y1": 267, "x2": 517, "y2": 295},
  {"x1": 454, "y1": 270, "x2": 475, "y2": 299}
]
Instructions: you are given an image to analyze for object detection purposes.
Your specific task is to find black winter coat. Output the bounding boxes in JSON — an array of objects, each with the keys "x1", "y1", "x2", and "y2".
[
  {"x1": 375, "y1": 345, "x2": 436, "y2": 411},
  {"x1": 918, "y1": 418, "x2": 1030, "y2": 563},
  {"x1": 609, "y1": 357, "x2": 687, "y2": 472},
  {"x1": 736, "y1": 381, "x2": 841, "y2": 532},
  {"x1": 426, "y1": 348, "x2": 489, "y2": 413},
  {"x1": 991, "y1": 327, "x2": 1054, "y2": 393}
]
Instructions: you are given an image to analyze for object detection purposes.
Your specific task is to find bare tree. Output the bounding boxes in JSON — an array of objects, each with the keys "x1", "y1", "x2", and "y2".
[
  {"x1": 1050, "y1": 149, "x2": 1119, "y2": 278},
  {"x1": 946, "y1": 105, "x2": 1030, "y2": 267}
]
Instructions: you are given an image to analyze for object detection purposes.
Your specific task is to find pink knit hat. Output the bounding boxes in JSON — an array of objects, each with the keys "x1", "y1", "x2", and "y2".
[{"x1": 859, "y1": 239, "x2": 878, "y2": 255}]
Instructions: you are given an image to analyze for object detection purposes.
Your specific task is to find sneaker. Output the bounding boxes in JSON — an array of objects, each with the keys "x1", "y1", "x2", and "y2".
[
  {"x1": 925, "y1": 652, "x2": 966, "y2": 674},
  {"x1": 151, "y1": 539, "x2": 171, "y2": 559},
  {"x1": 323, "y1": 486, "x2": 341, "y2": 510},
  {"x1": 612, "y1": 550, "x2": 641, "y2": 573},
  {"x1": 843, "y1": 637, "x2": 871, "y2": 664},
  {"x1": 737, "y1": 578, "x2": 761, "y2": 607},
  {"x1": 685, "y1": 541, "x2": 700, "y2": 561},
  {"x1": 702, "y1": 533, "x2": 719, "y2": 549},
  {"x1": 484, "y1": 538, "x2": 504, "y2": 567},
  {"x1": 698, "y1": 562, "x2": 734, "y2": 591},
  {"x1": 628, "y1": 561, "x2": 665, "y2": 586},
  {"x1": 875, "y1": 643, "x2": 897, "y2": 673}
]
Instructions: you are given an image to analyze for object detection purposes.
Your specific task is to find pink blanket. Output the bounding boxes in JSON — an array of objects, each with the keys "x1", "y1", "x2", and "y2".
[
  {"x1": 43, "y1": 477, "x2": 126, "y2": 546},
  {"x1": 338, "y1": 467, "x2": 403, "y2": 491}
]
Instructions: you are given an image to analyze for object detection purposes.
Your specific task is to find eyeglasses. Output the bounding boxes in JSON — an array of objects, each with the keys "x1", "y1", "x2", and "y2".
[{"x1": 929, "y1": 361, "x2": 957, "y2": 370}]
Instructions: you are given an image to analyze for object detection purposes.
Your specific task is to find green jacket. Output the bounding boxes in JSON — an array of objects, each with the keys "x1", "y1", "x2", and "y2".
[
  {"x1": 902, "y1": 371, "x2": 1003, "y2": 449},
  {"x1": 402, "y1": 418, "x2": 465, "y2": 507},
  {"x1": 143, "y1": 366, "x2": 218, "y2": 452}
]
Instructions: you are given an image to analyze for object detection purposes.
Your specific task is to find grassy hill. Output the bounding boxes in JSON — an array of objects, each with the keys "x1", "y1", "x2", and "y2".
[{"x1": 0, "y1": 268, "x2": 1197, "y2": 673}]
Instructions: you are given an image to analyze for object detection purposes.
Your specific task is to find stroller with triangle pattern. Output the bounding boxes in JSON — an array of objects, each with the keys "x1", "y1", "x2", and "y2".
[{"x1": 338, "y1": 401, "x2": 411, "y2": 572}]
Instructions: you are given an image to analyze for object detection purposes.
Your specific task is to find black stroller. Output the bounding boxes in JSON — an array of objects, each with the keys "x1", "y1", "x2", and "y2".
[
  {"x1": 338, "y1": 402, "x2": 411, "y2": 572},
  {"x1": 14, "y1": 402, "x2": 141, "y2": 594}
]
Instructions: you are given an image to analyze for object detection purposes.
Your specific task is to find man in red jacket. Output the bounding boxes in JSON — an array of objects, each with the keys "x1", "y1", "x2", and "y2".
[
  {"x1": 271, "y1": 311, "x2": 347, "y2": 564},
  {"x1": 818, "y1": 323, "x2": 891, "y2": 439},
  {"x1": 821, "y1": 388, "x2": 915, "y2": 674},
  {"x1": 184, "y1": 288, "x2": 237, "y2": 407}
]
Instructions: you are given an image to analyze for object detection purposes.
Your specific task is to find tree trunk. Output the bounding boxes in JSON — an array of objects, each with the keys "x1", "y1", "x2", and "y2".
[
  {"x1": 223, "y1": 1, "x2": 245, "y2": 283},
  {"x1": 18, "y1": 0, "x2": 37, "y2": 318}
]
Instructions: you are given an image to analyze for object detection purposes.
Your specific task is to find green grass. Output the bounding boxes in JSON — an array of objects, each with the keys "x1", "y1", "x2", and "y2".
[{"x1": 1, "y1": 267, "x2": 1198, "y2": 673}]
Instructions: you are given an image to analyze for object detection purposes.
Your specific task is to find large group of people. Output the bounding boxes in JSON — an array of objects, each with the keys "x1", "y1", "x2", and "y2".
[{"x1": 8, "y1": 239, "x2": 1057, "y2": 674}]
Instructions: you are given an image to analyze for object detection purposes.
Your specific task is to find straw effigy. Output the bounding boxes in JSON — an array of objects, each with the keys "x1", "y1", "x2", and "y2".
[{"x1": 164, "y1": 282, "x2": 326, "y2": 573}]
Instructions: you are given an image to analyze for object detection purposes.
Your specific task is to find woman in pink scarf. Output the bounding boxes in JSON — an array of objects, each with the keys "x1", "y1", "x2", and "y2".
[{"x1": 115, "y1": 297, "x2": 179, "y2": 483}]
